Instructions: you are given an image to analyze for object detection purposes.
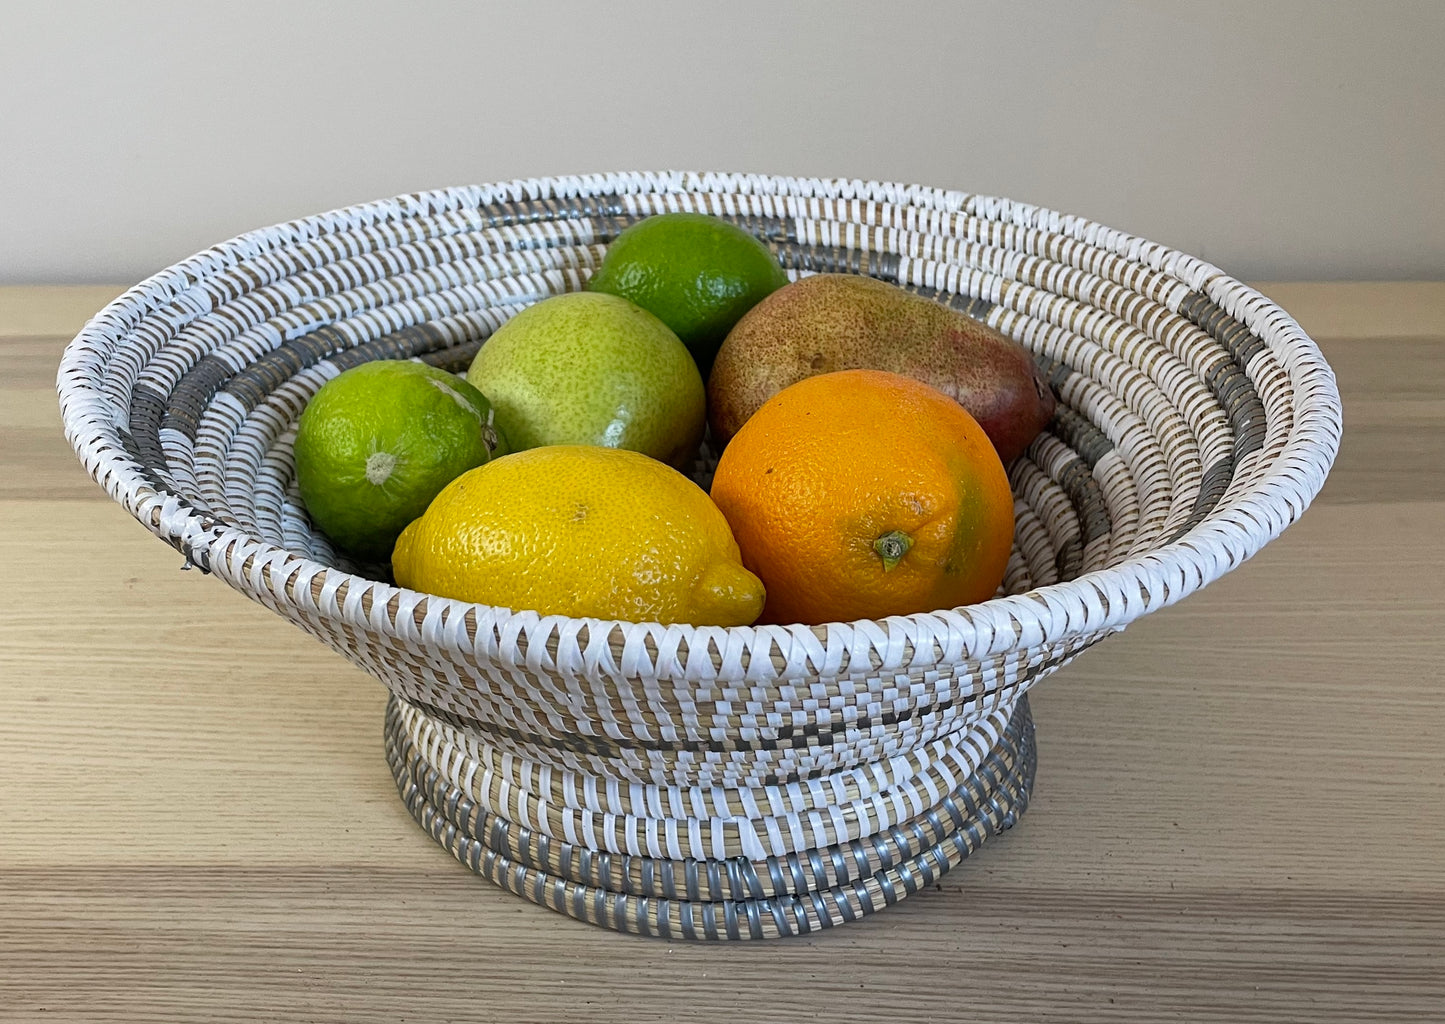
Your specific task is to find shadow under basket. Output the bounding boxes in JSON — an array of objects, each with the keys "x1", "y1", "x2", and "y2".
[{"x1": 56, "y1": 171, "x2": 1341, "y2": 939}]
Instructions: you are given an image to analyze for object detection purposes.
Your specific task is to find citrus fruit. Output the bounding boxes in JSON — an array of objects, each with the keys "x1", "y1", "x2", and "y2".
[
  {"x1": 292, "y1": 359, "x2": 506, "y2": 563},
  {"x1": 392, "y1": 446, "x2": 764, "y2": 626},
  {"x1": 709, "y1": 368, "x2": 1015, "y2": 625},
  {"x1": 586, "y1": 212, "x2": 789, "y2": 375},
  {"x1": 466, "y1": 291, "x2": 705, "y2": 469}
]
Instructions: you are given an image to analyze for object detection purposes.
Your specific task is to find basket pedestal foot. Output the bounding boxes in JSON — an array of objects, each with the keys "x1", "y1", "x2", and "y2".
[{"x1": 383, "y1": 695, "x2": 1036, "y2": 940}]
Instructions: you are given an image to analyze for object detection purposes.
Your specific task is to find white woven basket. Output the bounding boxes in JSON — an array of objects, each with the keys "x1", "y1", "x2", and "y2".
[{"x1": 57, "y1": 171, "x2": 1341, "y2": 938}]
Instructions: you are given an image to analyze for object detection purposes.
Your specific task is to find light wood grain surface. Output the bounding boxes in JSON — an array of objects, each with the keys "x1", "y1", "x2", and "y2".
[{"x1": 2, "y1": 283, "x2": 1442, "y2": 1023}]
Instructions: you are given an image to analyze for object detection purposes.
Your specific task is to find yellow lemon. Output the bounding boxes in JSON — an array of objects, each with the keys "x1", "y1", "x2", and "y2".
[{"x1": 391, "y1": 446, "x2": 764, "y2": 626}]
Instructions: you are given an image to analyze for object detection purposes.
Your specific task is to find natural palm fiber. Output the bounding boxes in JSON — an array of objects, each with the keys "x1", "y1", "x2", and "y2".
[
  {"x1": 385, "y1": 692, "x2": 1036, "y2": 939},
  {"x1": 57, "y1": 171, "x2": 1342, "y2": 935}
]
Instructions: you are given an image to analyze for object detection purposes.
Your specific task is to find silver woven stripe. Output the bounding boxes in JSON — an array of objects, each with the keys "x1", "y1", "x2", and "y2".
[{"x1": 385, "y1": 695, "x2": 1035, "y2": 940}]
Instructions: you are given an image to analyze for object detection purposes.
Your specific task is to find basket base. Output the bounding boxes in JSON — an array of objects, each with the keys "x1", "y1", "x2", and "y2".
[{"x1": 384, "y1": 695, "x2": 1036, "y2": 940}]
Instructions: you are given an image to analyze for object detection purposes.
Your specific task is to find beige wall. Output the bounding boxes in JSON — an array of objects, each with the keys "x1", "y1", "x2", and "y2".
[{"x1": 3, "y1": 0, "x2": 1441, "y2": 285}]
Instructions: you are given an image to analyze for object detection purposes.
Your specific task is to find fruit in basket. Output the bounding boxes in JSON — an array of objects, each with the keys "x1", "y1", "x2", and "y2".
[
  {"x1": 292, "y1": 360, "x2": 507, "y2": 563},
  {"x1": 709, "y1": 368, "x2": 1014, "y2": 625},
  {"x1": 392, "y1": 445, "x2": 765, "y2": 626},
  {"x1": 586, "y1": 212, "x2": 789, "y2": 376},
  {"x1": 707, "y1": 273, "x2": 1056, "y2": 461},
  {"x1": 466, "y1": 291, "x2": 705, "y2": 469}
]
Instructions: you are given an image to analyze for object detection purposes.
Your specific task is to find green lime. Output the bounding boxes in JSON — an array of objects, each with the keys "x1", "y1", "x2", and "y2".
[
  {"x1": 466, "y1": 291, "x2": 705, "y2": 470},
  {"x1": 292, "y1": 359, "x2": 507, "y2": 563},
  {"x1": 586, "y1": 212, "x2": 788, "y2": 376}
]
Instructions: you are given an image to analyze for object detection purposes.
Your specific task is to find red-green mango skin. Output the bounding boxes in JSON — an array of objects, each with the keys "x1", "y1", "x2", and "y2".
[{"x1": 707, "y1": 274, "x2": 1056, "y2": 463}]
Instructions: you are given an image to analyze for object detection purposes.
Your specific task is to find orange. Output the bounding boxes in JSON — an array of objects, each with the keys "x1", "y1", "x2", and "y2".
[{"x1": 709, "y1": 369, "x2": 1015, "y2": 625}]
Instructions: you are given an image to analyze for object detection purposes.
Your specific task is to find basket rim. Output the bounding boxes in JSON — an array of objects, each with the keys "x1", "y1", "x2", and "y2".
[{"x1": 56, "y1": 169, "x2": 1344, "y2": 670}]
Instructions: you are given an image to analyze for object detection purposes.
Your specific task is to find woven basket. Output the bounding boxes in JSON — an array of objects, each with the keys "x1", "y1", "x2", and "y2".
[{"x1": 57, "y1": 171, "x2": 1342, "y2": 937}]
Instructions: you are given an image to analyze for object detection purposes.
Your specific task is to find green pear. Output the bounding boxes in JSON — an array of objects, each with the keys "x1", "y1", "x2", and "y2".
[
  {"x1": 467, "y1": 291, "x2": 705, "y2": 470},
  {"x1": 707, "y1": 274, "x2": 1055, "y2": 462}
]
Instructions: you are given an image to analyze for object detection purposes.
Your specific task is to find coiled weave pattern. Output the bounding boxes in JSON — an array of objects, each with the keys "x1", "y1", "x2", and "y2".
[{"x1": 58, "y1": 171, "x2": 1341, "y2": 934}]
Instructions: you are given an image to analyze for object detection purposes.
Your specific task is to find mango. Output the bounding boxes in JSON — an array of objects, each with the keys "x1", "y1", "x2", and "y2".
[{"x1": 706, "y1": 274, "x2": 1055, "y2": 462}]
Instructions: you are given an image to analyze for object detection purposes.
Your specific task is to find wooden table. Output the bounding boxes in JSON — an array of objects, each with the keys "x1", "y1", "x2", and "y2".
[{"x1": 3, "y1": 283, "x2": 1442, "y2": 1022}]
